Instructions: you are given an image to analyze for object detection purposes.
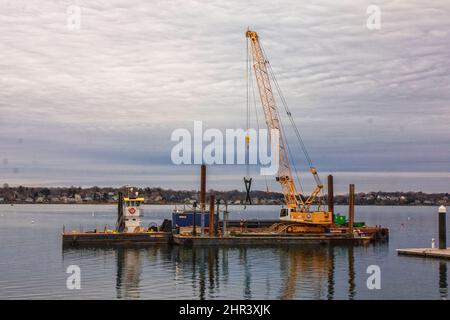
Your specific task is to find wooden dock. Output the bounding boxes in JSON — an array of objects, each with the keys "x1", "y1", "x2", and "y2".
[{"x1": 397, "y1": 248, "x2": 450, "y2": 259}]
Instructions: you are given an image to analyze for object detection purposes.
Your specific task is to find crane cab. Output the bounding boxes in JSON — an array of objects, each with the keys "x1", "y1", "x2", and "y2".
[
  {"x1": 280, "y1": 208, "x2": 292, "y2": 218},
  {"x1": 123, "y1": 197, "x2": 144, "y2": 232},
  {"x1": 280, "y1": 208, "x2": 332, "y2": 225}
]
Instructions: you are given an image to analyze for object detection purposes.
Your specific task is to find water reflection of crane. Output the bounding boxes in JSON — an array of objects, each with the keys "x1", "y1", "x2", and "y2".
[
  {"x1": 62, "y1": 245, "x2": 361, "y2": 299},
  {"x1": 279, "y1": 246, "x2": 329, "y2": 300},
  {"x1": 111, "y1": 246, "x2": 358, "y2": 300},
  {"x1": 171, "y1": 246, "x2": 358, "y2": 300},
  {"x1": 278, "y1": 245, "x2": 356, "y2": 300}
]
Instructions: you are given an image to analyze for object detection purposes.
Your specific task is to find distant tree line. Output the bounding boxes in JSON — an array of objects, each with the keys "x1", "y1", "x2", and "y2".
[{"x1": 0, "y1": 184, "x2": 448, "y2": 206}]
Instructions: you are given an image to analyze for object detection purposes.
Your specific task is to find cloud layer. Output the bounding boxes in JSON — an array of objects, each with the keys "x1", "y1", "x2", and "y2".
[{"x1": 0, "y1": 0, "x2": 449, "y2": 192}]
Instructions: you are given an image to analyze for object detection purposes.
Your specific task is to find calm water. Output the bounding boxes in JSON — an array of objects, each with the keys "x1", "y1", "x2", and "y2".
[{"x1": 0, "y1": 204, "x2": 448, "y2": 300}]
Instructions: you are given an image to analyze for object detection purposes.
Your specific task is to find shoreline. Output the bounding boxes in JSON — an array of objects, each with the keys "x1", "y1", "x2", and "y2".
[{"x1": 0, "y1": 202, "x2": 442, "y2": 207}]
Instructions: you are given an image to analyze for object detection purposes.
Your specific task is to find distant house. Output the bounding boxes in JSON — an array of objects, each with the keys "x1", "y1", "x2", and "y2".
[
  {"x1": 0, "y1": 197, "x2": 4, "y2": 203},
  {"x1": 51, "y1": 197, "x2": 60, "y2": 202},
  {"x1": 35, "y1": 197, "x2": 44, "y2": 203},
  {"x1": 25, "y1": 197, "x2": 34, "y2": 203},
  {"x1": 74, "y1": 194, "x2": 82, "y2": 203}
]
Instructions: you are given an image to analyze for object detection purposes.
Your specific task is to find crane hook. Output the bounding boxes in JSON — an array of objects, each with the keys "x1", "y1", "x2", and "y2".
[{"x1": 243, "y1": 177, "x2": 252, "y2": 205}]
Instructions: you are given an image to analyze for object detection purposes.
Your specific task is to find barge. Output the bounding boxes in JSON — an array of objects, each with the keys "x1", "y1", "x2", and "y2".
[
  {"x1": 62, "y1": 172, "x2": 389, "y2": 248},
  {"x1": 62, "y1": 189, "x2": 172, "y2": 247},
  {"x1": 173, "y1": 233, "x2": 373, "y2": 247}
]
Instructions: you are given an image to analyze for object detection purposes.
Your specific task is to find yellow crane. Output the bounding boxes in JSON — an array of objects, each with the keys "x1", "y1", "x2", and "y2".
[{"x1": 246, "y1": 30, "x2": 332, "y2": 231}]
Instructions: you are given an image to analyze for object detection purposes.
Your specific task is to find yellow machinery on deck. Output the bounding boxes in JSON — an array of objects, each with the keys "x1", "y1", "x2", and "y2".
[{"x1": 246, "y1": 30, "x2": 332, "y2": 232}]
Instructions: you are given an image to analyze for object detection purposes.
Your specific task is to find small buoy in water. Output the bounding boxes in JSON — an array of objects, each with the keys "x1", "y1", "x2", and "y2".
[
  {"x1": 31, "y1": 220, "x2": 35, "y2": 224},
  {"x1": 407, "y1": 217, "x2": 411, "y2": 220},
  {"x1": 92, "y1": 212, "x2": 95, "y2": 216}
]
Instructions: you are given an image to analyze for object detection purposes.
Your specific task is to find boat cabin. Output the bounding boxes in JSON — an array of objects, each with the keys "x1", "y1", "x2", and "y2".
[{"x1": 123, "y1": 197, "x2": 144, "y2": 232}]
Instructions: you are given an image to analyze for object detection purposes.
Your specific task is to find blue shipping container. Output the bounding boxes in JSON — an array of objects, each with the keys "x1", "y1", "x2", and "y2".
[{"x1": 172, "y1": 211, "x2": 217, "y2": 228}]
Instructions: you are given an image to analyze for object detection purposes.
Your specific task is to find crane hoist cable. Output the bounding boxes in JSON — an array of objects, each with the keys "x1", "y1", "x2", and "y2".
[
  {"x1": 251, "y1": 32, "x2": 324, "y2": 209},
  {"x1": 262, "y1": 52, "x2": 325, "y2": 207},
  {"x1": 259, "y1": 39, "x2": 325, "y2": 205},
  {"x1": 260, "y1": 41, "x2": 314, "y2": 167},
  {"x1": 253, "y1": 39, "x2": 306, "y2": 197},
  {"x1": 273, "y1": 90, "x2": 306, "y2": 197},
  {"x1": 249, "y1": 52, "x2": 270, "y2": 193},
  {"x1": 243, "y1": 36, "x2": 252, "y2": 205}
]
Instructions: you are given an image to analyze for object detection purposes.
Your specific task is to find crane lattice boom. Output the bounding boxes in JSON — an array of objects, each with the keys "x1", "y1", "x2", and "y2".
[
  {"x1": 246, "y1": 30, "x2": 300, "y2": 209},
  {"x1": 246, "y1": 30, "x2": 332, "y2": 226}
]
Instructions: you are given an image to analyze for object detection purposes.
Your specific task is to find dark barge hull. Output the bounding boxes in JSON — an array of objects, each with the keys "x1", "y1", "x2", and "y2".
[
  {"x1": 62, "y1": 223, "x2": 388, "y2": 247},
  {"x1": 62, "y1": 232, "x2": 172, "y2": 247},
  {"x1": 173, "y1": 234, "x2": 373, "y2": 247}
]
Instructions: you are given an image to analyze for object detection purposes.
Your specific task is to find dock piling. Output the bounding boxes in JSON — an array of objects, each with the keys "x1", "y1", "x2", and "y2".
[
  {"x1": 192, "y1": 201, "x2": 197, "y2": 236},
  {"x1": 200, "y1": 164, "x2": 206, "y2": 211},
  {"x1": 209, "y1": 195, "x2": 215, "y2": 236},
  {"x1": 348, "y1": 184, "x2": 355, "y2": 235},
  {"x1": 200, "y1": 164, "x2": 206, "y2": 235},
  {"x1": 117, "y1": 191, "x2": 124, "y2": 232},
  {"x1": 223, "y1": 201, "x2": 229, "y2": 236},
  {"x1": 439, "y1": 205, "x2": 447, "y2": 250},
  {"x1": 215, "y1": 199, "x2": 220, "y2": 236},
  {"x1": 327, "y1": 175, "x2": 334, "y2": 221}
]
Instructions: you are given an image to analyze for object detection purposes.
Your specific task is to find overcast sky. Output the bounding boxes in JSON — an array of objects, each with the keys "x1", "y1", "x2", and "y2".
[{"x1": 0, "y1": 0, "x2": 449, "y2": 193}]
